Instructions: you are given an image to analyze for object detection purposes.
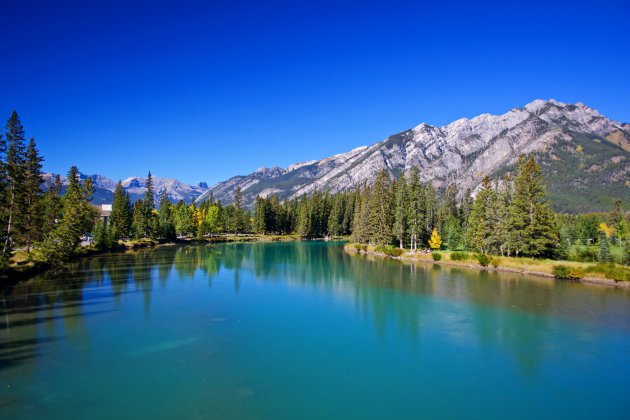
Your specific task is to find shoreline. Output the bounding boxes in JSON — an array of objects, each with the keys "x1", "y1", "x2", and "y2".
[
  {"x1": 1, "y1": 234, "x2": 312, "y2": 287},
  {"x1": 344, "y1": 246, "x2": 630, "y2": 289}
]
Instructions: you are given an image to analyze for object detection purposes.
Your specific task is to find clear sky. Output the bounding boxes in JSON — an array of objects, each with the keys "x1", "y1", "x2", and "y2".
[{"x1": 1, "y1": 0, "x2": 629, "y2": 185}]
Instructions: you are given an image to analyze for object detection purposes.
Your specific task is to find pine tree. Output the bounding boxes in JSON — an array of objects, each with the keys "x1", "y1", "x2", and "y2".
[
  {"x1": 393, "y1": 173, "x2": 407, "y2": 249},
  {"x1": 254, "y1": 196, "x2": 269, "y2": 234},
  {"x1": 507, "y1": 155, "x2": 558, "y2": 257},
  {"x1": 2, "y1": 111, "x2": 27, "y2": 257},
  {"x1": 368, "y1": 169, "x2": 392, "y2": 246},
  {"x1": 466, "y1": 176, "x2": 495, "y2": 254},
  {"x1": 229, "y1": 187, "x2": 246, "y2": 234},
  {"x1": 623, "y1": 239, "x2": 630, "y2": 266},
  {"x1": 327, "y1": 193, "x2": 344, "y2": 237},
  {"x1": 144, "y1": 172, "x2": 159, "y2": 238},
  {"x1": 42, "y1": 175, "x2": 63, "y2": 237},
  {"x1": 423, "y1": 182, "x2": 436, "y2": 242},
  {"x1": 495, "y1": 176, "x2": 512, "y2": 256},
  {"x1": 145, "y1": 171, "x2": 155, "y2": 212},
  {"x1": 406, "y1": 169, "x2": 422, "y2": 251},
  {"x1": 22, "y1": 138, "x2": 44, "y2": 252},
  {"x1": 598, "y1": 231, "x2": 613, "y2": 263},
  {"x1": 132, "y1": 199, "x2": 148, "y2": 239},
  {"x1": 0, "y1": 131, "x2": 6, "y2": 250},
  {"x1": 428, "y1": 228, "x2": 442, "y2": 249},
  {"x1": 40, "y1": 166, "x2": 97, "y2": 264},
  {"x1": 297, "y1": 196, "x2": 311, "y2": 237},
  {"x1": 158, "y1": 195, "x2": 176, "y2": 241},
  {"x1": 110, "y1": 181, "x2": 133, "y2": 239}
]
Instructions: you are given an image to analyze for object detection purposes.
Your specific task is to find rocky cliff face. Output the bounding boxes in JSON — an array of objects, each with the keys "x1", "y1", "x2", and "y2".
[
  {"x1": 202, "y1": 99, "x2": 629, "y2": 212},
  {"x1": 44, "y1": 99, "x2": 629, "y2": 212}
]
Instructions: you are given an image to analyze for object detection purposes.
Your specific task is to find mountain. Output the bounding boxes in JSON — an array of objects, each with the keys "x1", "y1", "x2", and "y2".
[
  {"x1": 42, "y1": 173, "x2": 209, "y2": 205},
  {"x1": 200, "y1": 99, "x2": 630, "y2": 213}
]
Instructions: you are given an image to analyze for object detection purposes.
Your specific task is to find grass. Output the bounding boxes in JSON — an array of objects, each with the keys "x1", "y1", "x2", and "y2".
[{"x1": 344, "y1": 243, "x2": 630, "y2": 282}]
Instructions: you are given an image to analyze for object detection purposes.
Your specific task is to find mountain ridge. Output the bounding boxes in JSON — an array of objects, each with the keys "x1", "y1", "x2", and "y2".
[{"x1": 44, "y1": 99, "x2": 630, "y2": 212}]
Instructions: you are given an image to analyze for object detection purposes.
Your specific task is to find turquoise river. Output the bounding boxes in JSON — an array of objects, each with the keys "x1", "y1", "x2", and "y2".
[{"x1": 1, "y1": 241, "x2": 630, "y2": 419}]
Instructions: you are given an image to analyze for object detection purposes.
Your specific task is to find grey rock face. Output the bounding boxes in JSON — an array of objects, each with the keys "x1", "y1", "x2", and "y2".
[
  {"x1": 206, "y1": 99, "x2": 629, "y2": 209},
  {"x1": 42, "y1": 99, "x2": 629, "y2": 211}
]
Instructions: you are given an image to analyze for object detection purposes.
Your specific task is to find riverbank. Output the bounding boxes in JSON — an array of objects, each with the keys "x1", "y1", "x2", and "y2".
[{"x1": 344, "y1": 244, "x2": 630, "y2": 288}]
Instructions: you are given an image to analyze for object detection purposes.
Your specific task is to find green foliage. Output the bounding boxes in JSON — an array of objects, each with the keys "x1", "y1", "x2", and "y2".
[
  {"x1": 368, "y1": 169, "x2": 393, "y2": 245},
  {"x1": 623, "y1": 241, "x2": 630, "y2": 266},
  {"x1": 598, "y1": 232, "x2": 613, "y2": 263},
  {"x1": 552, "y1": 265, "x2": 584, "y2": 280},
  {"x1": 490, "y1": 257, "x2": 501, "y2": 268},
  {"x1": 39, "y1": 166, "x2": 97, "y2": 265},
  {"x1": 375, "y1": 245, "x2": 404, "y2": 257},
  {"x1": 111, "y1": 181, "x2": 133, "y2": 239},
  {"x1": 507, "y1": 155, "x2": 559, "y2": 257},
  {"x1": 431, "y1": 251, "x2": 442, "y2": 261},
  {"x1": 450, "y1": 251, "x2": 469, "y2": 261},
  {"x1": 92, "y1": 220, "x2": 117, "y2": 250},
  {"x1": 584, "y1": 263, "x2": 630, "y2": 282},
  {"x1": 475, "y1": 254, "x2": 491, "y2": 267}
]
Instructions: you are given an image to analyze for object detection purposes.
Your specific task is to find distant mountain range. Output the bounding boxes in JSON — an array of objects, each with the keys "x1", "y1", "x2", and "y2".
[
  {"x1": 42, "y1": 173, "x2": 210, "y2": 205},
  {"x1": 44, "y1": 99, "x2": 630, "y2": 212}
]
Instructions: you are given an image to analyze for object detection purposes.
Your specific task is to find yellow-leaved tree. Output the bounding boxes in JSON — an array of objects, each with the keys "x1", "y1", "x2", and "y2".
[
  {"x1": 428, "y1": 228, "x2": 442, "y2": 249},
  {"x1": 599, "y1": 222, "x2": 613, "y2": 239}
]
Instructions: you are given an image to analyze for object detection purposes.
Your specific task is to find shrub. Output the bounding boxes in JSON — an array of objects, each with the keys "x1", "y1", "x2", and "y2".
[
  {"x1": 475, "y1": 254, "x2": 490, "y2": 267},
  {"x1": 352, "y1": 243, "x2": 362, "y2": 251},
  {"x1": 376, "y1": 245, "x2": 404, "y2": 257},
  {"x1": 432, "y1": 252, "x2": 442, "y2": 261},
  {"x1": 585, "y1": 263, "x2": 630, "y2": 282},
  {"x1": 490, "y1": 257, "x2": 501, "y2": 268},
  {"x1": 552, "y1": 265, "x2": 584, "y2": 280},
  {"x1": 450, "y1": 251, "x2": 469, "y2": 261}
]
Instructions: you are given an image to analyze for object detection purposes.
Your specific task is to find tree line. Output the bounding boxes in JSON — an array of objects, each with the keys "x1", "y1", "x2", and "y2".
[{"x1": 0, "y1": 112, "x2": 97, "y2": 265}]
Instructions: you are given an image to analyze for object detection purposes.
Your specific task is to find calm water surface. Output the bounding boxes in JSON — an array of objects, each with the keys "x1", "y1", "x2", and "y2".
[{"x1": 1, "y1": 241, "x2": 630, "y2": 419}]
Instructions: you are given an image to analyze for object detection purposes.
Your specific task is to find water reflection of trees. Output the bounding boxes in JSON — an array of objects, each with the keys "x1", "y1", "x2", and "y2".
[{"x1": 3, "y1": 242, "x2": 630, "y2": 376}]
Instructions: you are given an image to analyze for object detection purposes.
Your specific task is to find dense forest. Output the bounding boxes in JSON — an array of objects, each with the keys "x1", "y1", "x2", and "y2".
[{"x1": 1, "y1": 111, "x2": 629, "y2": 270}]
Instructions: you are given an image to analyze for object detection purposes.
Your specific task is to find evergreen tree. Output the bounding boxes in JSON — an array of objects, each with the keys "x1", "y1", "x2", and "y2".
[
  {"x1": 507, "y1": 155, "x2": 558, "y2": 257},
  {"x1": 145, "y1": 171, "x2": 155, "y2": 211},
  {"x1": 466, "y1": 176, "x2": 495, "y2": 254},
  {"x1": 254, "y1": 196, "x2": 269, "y2": 234},
  {"x1": 342, "y1": 191, "x2": 355, "y2": 235},
  {"x1": 2, "y1": 111, "x2": 27, "y2": 257},
  {"x1": 623, "y1": 239, "x2": 630, "y2": 266},
  {"x1": 229, "y1": 187, "x2": 246, "y2": 234},
  {"x1": 393, "y1": 174, "x2": 407, "y2": 249},
  {"x1": 423, "y1": 182, "x2": 436, "y2": 242},
  {"x1": 132, "y1": 199, "x2": 148, "y2": 239},
  {"x1": 110, "y1": 181, "x2": 133, "y2": 239},
  {"x1": 158, "y1": 195, "x2": 176, "y2": 241},
  {"x1": 297, "y1": 196, "x2": 311, "y2": 237},
  {"x1": 40, "y1": 166, "x2": 97, "y2": 264},
  {"x1": 598, "y1": 231, "x2": 612, "y2": 263},
  {"x1": 406, "y1": 169, "x2": 422, "y2": 250},
  {"x1": 327, "y1": 193, "x2": 344, "y2": 237},
  {"x1": 368, "y1": 169, "x2": 392, "y2": 246},
  {"x1": 0, "y1": 131, "x2": 6, "y2": 251},
  {"x1": 495, "y1": 176, "x2": 512, "y2": 256},
  {"x1": 22, "y1": 138, "x2": 44, "y2": 252},
  {"x1": 42, "y1": 175, "x2": 63, "y2": 237},
  {"x1": 459, "y1": 188, "x2": 474, "y2": 232}
]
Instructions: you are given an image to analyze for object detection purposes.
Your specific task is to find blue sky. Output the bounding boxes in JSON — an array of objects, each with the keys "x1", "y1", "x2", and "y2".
[{"x1": 1, "y1": 0, "x2": 629, "y2": 185}]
